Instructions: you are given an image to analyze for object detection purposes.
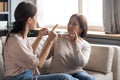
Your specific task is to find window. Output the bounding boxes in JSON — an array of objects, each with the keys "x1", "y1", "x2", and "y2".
[
  {"x1": 36, "y1": 0, "x2": 103, "y2": 31},
  {"x1": 36, "y1": 0, "x2": 78, "y2": 27},
  {"x1": 82, "y1": 0, "x2": 103, "y2": 27}
]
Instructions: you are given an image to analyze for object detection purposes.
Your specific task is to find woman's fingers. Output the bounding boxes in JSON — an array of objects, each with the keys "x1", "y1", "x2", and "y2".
[
  {"x1": 48, "y1": 24, "x2": 58, "y2": 41},
  {"x1": 74, "y1": 31, "x2": 78, "y2": 39},
  {"x1": 39, "y1": 28, "x2": 49, "y2": 36},
  {"x1": 51, "y1": 24, "x2": 58, "y2": 31}
]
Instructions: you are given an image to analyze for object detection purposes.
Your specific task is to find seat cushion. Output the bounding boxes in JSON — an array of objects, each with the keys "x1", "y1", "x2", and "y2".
[
  {"x1": 84, "y1": 44, "x2": 114, "y2": 74},
  {"x1": 86, "y1": 70, "x2": 113, "y2": 80}
]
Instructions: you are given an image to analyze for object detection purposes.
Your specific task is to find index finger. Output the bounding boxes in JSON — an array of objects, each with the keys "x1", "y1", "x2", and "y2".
[
  {"x1": 51, "y1": 24, "x2": 58, "y2": 31},
  {"x1": 74, "y1": 31, "x2": 78, "y2": 38}
]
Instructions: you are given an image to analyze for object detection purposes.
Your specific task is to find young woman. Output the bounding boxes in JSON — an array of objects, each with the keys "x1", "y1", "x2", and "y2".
[
  {"x1": 48, "y1": 14, "x2": 95, "y2": 80},
  {"x1": 3, "y1": 1, "x2": 78, "y2": 80}
]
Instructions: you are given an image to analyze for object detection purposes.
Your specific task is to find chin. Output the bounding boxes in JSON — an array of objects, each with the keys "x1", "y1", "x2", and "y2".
[
  {"x1": 68, "y1": 32, "x2": 74, "y2": 36},
  {"x1": 30, "y1": 27, "x2": 35, "y2": 30},
  {"x1": 68, "y1": 31, "x2": 73, "y2": 35}
]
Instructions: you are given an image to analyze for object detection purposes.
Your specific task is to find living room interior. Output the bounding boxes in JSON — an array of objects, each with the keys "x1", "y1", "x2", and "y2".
[{"x1": 0, "y1": 0, "x2": 120, "y2": 80}]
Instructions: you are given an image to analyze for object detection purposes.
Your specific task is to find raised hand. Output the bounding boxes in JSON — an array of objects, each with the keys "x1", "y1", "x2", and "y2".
[
  {"x1": 74, "y1": 31, "x2": 80, "y2": 42},
  {"x1": 48, "y1": 24, "x2": 58, "y2": 41},
  {"x1": 51, "y1": 24, "x2": 58, "y2": 31},
  {"x1": 67, "y1": 31, "x2": 80, "y2": 43},
  {"x1": 38, "y1": 28, "x2": 48, "y2": 37}
]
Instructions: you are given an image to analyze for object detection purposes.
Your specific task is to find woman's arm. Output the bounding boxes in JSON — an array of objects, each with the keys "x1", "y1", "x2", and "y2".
[
  {"x1": 38, "y1": 24, "x2": 58, "y2": 68},
  {"x1": 73, "y1": 41, "x2": 91, "y2": 67},
  {"x1": 68, "y1": 31, "x2": 91, "y2": 67},
  {"x1": 32, "y1": 28, "x2": 48, "y2": 52}
]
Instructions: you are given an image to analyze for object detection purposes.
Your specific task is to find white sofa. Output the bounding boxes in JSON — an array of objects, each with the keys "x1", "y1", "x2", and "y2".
[{"x1": 0, "y1": 36, "x2": 120, "y2": 80}]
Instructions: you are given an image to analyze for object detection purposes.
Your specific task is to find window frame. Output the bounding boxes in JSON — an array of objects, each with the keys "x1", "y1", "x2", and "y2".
[
  {"x1": 78, "y1": 0, "x2": 104, "y2": 32},
  {"x1": 36, "y1": 0, "x2": 104, "y2": 32}
]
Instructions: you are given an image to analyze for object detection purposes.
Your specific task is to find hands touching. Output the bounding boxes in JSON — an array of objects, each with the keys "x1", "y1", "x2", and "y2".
[
  {"x1": 37, "y1": 28, "x2": 48, "y2": 38},
  {"x1": 38, "y1": 24, "x2": 80, "y2": 43},
  {"x1": 37, "y1": 24, "x2": 58, "y2": 41},
  {"x1": 37, "y1": 24, "x2": 58, "y2": 68}
]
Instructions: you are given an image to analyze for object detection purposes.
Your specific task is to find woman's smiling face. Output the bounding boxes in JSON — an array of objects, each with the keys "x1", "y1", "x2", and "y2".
[{"x1": 67, "y1": 16, "x2": 82, "y2": 37}]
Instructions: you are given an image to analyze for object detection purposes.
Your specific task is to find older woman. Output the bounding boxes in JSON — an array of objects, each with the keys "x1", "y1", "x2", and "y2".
[{"x1": 48, "y1": 14, "x2": 94, "y2": 80}]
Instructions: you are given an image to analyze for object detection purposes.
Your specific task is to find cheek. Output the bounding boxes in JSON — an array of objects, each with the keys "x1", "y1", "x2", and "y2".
[
  {"x1": 29, "y1": 22, "x2": 37, "y2": 29},
  {"x1": 73, "y1": 27, "x2": 78, "y2": 31},
  {"x1": 33, "y1": 19, "x2": 37, "y2": 26},
  {"x1": 67, "y1": 27, "x2": 73, "y2": 32},
  {"x1": 75, "y1": 27, "x2": 81, "y2": 33}
]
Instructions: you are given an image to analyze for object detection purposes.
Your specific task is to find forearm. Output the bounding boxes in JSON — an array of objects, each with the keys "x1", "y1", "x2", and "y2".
[
  {"x1": 38, "y1": 38, "x2": 53, "y2": 68},
  {"x1": 72, "y1": 42, "x2": 91, "y2": 66},
  {"x1": 37, "y1": 24, "x2": 58, "y2": 68},
  {"x1": 75, "y1": 46, "x2": 91, "y2": 66},
  {"x1": 32, "y1": 35, "x2": 42, "y2": 52},
  {"x1": 32, "y1": 28, "x2": 48, "y2": 52}
]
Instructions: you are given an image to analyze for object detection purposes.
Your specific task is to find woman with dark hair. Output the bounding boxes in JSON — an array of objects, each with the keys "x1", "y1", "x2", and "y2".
[
  {"x1": 48, "y1": 14, "x2": 94, "y2": 80},
  {"x1": 3, "y1": 1, "x2": 78, "y2": 80}
]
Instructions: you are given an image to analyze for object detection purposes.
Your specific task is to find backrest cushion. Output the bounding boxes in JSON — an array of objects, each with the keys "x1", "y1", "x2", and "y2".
[
  {"x1": 0, "y1": 40, "x2": 5, "y2": 80},
  {"x1": 84, "y1": 44, "x2": 114, "y2": 74}
]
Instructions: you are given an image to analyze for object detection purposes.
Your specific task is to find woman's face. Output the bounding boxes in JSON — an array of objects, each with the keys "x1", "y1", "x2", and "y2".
[
  {"x1": 29, "y1": 13, "x2": 38, "y2": 29},
  {"x1": 67, "y1": 16, "x2": 82, "y2": 36}
]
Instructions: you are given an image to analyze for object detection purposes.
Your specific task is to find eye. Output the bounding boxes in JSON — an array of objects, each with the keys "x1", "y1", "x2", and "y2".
[{"x1": 73, "y1": 23, "x2": 77, "y2": 26}]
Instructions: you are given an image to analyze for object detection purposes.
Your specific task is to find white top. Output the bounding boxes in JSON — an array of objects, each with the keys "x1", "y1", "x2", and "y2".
[
  {"x1": 48, "y1": 35, "x2": 91, "y2": 74},
  {"x1": 4, "y1": 34, "x2": 39, "y2": 76}
]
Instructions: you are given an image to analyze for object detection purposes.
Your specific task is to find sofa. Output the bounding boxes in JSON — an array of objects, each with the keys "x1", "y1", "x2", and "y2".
[{"x1": 0, "y1": 36, "x2": 120, "y2": 80}]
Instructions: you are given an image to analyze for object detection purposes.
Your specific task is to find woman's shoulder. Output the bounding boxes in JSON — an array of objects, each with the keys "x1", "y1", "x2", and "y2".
[
  {"x1": 8, "y1": 34, "x2": 17, "y2": 40},
  {"x1": 83, "y1": 39, "x2": 90, "y2": 44},
  {"x1": 8, "y1": 34, "x2": 24, "y2": 43},
  {"x1": 81, "y1": 38, "x2": 90, "y2": 46},
  {"x1": 8, "y1": 34, "x2": 18, "y2": 40}
]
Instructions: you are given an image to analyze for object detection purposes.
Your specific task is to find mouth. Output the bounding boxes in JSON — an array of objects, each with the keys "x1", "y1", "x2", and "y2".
[{"x1": 68, "y1": 32, "x2": 76, "y2": 38}]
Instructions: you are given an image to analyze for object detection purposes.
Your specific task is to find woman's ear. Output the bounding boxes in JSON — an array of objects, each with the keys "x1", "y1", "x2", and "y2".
[{"x1": 27, "y1": 17, "x2": 32, "y2": 24}]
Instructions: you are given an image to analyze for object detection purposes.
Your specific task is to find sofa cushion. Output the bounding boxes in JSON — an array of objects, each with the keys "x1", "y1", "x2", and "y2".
[
  {"x1": 0, "y1": 36, "x2": 6, "y2": 48},
  {"x1": 0, "y1": 40, "x2": 2, "y2": 54},
  {"x1": 84, "y1": 44, "x2": 114, "y2": 74},
  {"x1": 86, "y1": 70, "x2": 113, "y2": 80},
  {"x1": 0, "y1": 40, "x2": 5, "y2": 80}
]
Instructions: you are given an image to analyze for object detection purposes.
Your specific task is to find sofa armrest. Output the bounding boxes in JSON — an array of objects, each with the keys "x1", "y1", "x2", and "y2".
[{"x1": 112, "y1": 46, "x2": 120, "y2": 80}]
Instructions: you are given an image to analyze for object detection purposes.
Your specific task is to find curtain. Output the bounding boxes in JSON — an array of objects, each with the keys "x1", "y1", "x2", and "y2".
[{"x1": 103, "y1": 0, "x2": 120, "y2": 34}]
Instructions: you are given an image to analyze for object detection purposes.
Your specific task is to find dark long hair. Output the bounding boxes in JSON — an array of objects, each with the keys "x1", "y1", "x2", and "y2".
[
  {"x1": 70, "y1": 14, "x2": 88, "y2": 38},
  {"x1": 5, "y1": 1, "x2": 37, "y2": 44}
]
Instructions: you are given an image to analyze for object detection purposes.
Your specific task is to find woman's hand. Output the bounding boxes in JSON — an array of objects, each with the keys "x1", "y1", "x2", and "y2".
[
  {"x1": 32, "y1": 28, "x2": 48, "y2": 52},
  {"x1": 48, "y1": 24, "x2": 58, "y2": 41},
  {"x1": 67, "y1": 31, "x2": 80, "y2": 43},
  {"x1": 38, "y1": 24, "x2": 58, "y2": 68},
  {"x1": 38, "y1": 28, "x2": 48, "y2": 38}
]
